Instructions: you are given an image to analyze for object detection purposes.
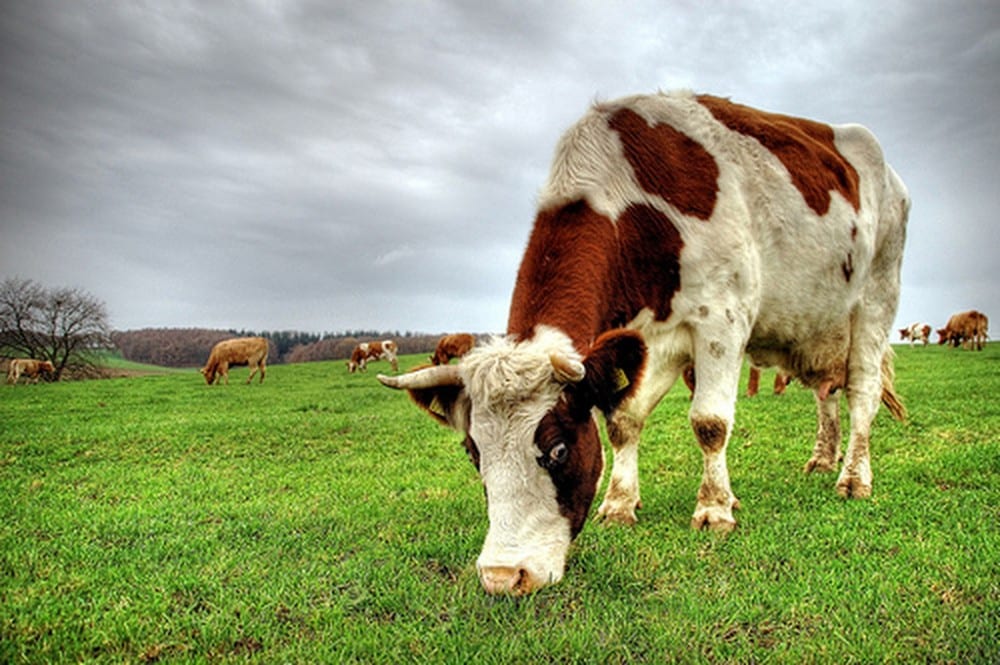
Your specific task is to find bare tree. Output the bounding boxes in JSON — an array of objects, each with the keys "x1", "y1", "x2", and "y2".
[{"x1": 0, "y1": 277, "x2": 112, "y2": 380}]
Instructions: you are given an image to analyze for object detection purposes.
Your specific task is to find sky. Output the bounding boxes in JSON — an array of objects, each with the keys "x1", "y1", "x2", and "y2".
[{"x1": 1, "y1": 1, "x2": 998, "y2": 336}]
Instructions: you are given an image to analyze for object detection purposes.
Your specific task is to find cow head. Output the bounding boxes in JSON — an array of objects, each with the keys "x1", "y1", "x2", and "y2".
[
  {"x1": 379, "y1": 326, "x2": 645, "y2": 595},
  {"x1": 200, "y1": 366, "x2": 215, "y2": 384}
]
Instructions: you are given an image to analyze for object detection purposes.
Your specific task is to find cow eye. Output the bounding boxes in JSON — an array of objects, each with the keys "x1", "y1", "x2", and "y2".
[{"x1": 538, "y1": 441, "x2": 569, "y2": 470}]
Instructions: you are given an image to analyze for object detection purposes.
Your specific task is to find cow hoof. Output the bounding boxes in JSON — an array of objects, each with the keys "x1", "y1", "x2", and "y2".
[
  {"x1": 690, "y1": 506, "x2": 737, "y2": 532},
  {"x1": 803, "y1": 456, "x2": 838, "y2": 473},
  {"x1": 595, "y1": 502, "x2": 639, "y2": 526},
  {"x1": 836, "y1": 477, "x2": 872, "y2": 499}
]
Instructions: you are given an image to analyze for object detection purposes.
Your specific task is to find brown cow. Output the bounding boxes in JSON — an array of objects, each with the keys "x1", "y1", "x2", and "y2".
[
  {"x1": 6, "y1": 359, "x2": 55, "y2": 384},
  {"x1": 347, "y1": 340, "x2": 399, "y2": 373},
  {"x1": 430, "y1": 333, "x2": 476, "y2": 365},
  {"x1": 200, "y1": 337, "x2": 268, "y2": 384},
  {"x1": 937, "y1": 310, "x2": 989, "y2": 350}
]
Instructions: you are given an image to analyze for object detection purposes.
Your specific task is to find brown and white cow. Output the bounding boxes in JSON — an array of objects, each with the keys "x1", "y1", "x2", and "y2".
[
  {"x1": 430, "y1": 333, "x2": 476, "y2": 365},
  {"x1": 899, "y1": 322, "x2": 931, "y2": 346},
  {"x1": 347, "y1": 340, "x2": 399, "y2": 373},
  {"x1": 937, "y1": 310, "x2": 989, "y2": 350},
  {"x1": 200, "y1": 337, "x2": 268, "y2": 385},
  {"x1": 6, "y1": 358, "x2": 55, "y2": 384},
  {"x1": 380, "y1": 91, "x2": 909, "y2": 594}
]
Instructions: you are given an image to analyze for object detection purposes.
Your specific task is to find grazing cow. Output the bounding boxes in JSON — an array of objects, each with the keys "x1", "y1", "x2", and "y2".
[
  {"x1": 6, "y1": 358, "x2": 55, "y2": 384},
  {"x1": 379, "y1": 91, "x2": 909, "y2": 594},
  {"x1": 430, "y1": 333, "x2": 476, "y2": 365},
  {"x1": 347, "y1": 340, "x2": 399, "y2": 373},
  {"x1": 200, "y1": 337, "x2": 268, "y2": 385},
  {"x1": 937, "y1": 310, "x2": 989, "y2": 350},
  {"x1": 898, "y1": 322, "x2": 931, "y2": 346}
]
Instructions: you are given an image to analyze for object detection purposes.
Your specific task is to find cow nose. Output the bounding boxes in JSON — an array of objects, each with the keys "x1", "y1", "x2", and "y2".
[{"x1": 479, "y1": 566, "x2": 539, "y2": 596}]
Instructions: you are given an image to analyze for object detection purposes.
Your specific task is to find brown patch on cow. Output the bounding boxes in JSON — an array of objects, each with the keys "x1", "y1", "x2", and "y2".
[
  {"x1": 709, "y1": 341, "x2": 726, "y2": 359},
  {"x1": 508, "y1": 200, "x2": 684, "y2": 346},
  {"x1": 841, "y1": 253, "x2": 854, "y2": 282},
  {"x1": 697, "y1": 95, "x2": 860, "y2": 216},
  {"x1": 608, "y1": 108, "x2": 719, "y2": 220},
  {"x1": 692, "y1": 416, "x2": 728, "y2": 453},
  {"x1": 612, "y1": 204, "x2": 684, "y2": 325}
]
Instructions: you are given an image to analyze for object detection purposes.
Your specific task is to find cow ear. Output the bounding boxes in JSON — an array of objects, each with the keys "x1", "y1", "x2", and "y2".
[
  {"x1": 406, "y1": 385, "x2": 471, "y2": 432},
  {"x1": 579, "y1": 329, "x2": 647, "y2": 415}
]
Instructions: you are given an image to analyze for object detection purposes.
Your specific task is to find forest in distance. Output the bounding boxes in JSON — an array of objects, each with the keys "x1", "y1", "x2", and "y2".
[{"x1": 110, "y1": 328, "x2": 482, "y2": 368}]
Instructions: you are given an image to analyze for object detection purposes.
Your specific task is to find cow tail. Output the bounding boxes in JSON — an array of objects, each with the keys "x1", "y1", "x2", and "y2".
[{"x1": 879, "y1": 347, "x2": 907, "y2": 422}]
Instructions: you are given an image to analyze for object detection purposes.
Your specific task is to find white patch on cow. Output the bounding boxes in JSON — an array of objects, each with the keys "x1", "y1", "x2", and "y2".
[{"x1": 459, "y1": 326, "x2": 580, "y2": 588}]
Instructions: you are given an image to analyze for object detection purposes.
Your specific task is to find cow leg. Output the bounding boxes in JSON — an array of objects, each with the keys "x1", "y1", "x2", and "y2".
[
  {"x1": 221, "y1": 363, "x2": 229, "y2": 385},
  {"x1": 596, "y1": 362, "x2": 682, "y2": 525},
  {"x1": 838, "y1": 373, "x2": 879, "y2": 498},
  {"x1": 746, "y1": 365, "x2": 761, "y2": 397},
  {"x1": 688, "y1": 337, "x2": 744, "y2": 532},
  {"x1": 804, "y1": 390, "x2": 841, "y2": 472}
]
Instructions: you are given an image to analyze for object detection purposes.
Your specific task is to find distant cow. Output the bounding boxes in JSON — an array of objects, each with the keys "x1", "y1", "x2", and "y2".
[
  {"x1": 899, "y1": 322, "x2": 931, "y2": 346},
  {"x1": 6, "y1": 359, "x2": 55, "y2": 384},
  {"x1": 201, "y1": 337, "x2": 268, "y2": 384},
  {"x1": 381, "y1": 91, "x2": 908, "y2": 594},
  {"x1": 430, "y1": 333, "x2": 476, "y2": 365},
  {"x1": 937, "y1": 310, "x2": 989, "y2": 350},
  {"x1": 347, "y1": 340, "x2": 399, "y2": 373}
]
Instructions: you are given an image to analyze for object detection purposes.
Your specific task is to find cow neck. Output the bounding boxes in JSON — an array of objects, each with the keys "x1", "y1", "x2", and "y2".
[
  {"x1": 507, "y1": 198, "x2": 685, "y2": 353},
  {"x1": 507, "y1": 199, "x2": 617, "y2": 353}
]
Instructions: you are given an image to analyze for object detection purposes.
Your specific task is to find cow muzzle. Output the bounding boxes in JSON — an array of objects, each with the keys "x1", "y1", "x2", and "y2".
[{"x1": 478, "y1": 565, "x2": 549, "y2": 596}]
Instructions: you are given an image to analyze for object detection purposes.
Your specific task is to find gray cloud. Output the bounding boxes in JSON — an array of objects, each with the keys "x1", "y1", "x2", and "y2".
[{"x1": 1, "y1": 0, "x2": 997, "y2": 335}]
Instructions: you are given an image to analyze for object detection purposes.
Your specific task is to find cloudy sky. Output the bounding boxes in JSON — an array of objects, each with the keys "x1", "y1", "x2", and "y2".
[{"x1": 2, "y1": 1, "x2": 997, "y2": 336}]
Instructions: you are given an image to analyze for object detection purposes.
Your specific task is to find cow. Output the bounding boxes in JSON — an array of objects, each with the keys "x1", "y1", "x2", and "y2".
[
  {"x1": 430, "y1": 333, "x2": 476, "y2": 365},
  {"x1": 347, "y1": 340, "x2": 399, "y2": 373},
  {"x1": 6, "y1": 358, "x2": 55, "y2": 384},
  {"x1": 898, "y1": 322, "x2": 931, "y2": 346},
  {"x1": 200, "y1": 337, "x2": 268, "y2": 385},
  {"x1": 379, "y1": 91, "x2": 909, "y2": 595},
  {"x1": 937, "y1": 310, "x2": 989, "y2": 350}
]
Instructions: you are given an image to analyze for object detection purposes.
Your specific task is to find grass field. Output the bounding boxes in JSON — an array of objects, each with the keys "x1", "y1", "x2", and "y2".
[{"x1": 2, "y1": 343, "x2": 998, "y2": 663}]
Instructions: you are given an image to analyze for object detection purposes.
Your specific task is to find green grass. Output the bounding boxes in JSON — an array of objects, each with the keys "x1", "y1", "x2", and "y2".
[{"x1": 1, "y1": 345, "x2": 998, "y2": 663}]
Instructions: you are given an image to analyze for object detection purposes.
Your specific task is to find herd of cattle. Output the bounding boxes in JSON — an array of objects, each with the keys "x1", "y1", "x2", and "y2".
[
  {"x1": 12, "y1": 313, "x2": 982, "y2": 387},
  {"x1": 2, "y1": 91, "x2": 994, "y2": 597}
]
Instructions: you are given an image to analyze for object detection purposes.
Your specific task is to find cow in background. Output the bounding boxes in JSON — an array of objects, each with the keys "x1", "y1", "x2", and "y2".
[
  {"x1": 380, "y1": 91, "x2": 908, "y2": 594},
  {"x1": 6, "y1": 359, "x2": 55, "y2": 384},
  {"x1": 937, "y1": 310, "x2": 989, "y2": 350},
  {"x1": 898, "y1": 322, "x2": 931, "y2": 346},
  {"x1": 347, "y1": 340, "x2": 398, "y2": 373},
  {"x1": 430, "y1": 333, "x2": 476, "y2": 365},
  {"x1": 201, "y1": 337, "x2": 269, "y2": 384}
]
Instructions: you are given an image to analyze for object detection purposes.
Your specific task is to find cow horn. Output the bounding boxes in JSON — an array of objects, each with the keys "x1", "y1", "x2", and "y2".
[
  {"x1": 550, "y1": 354, "x2": 585, "y2": 383},
  {"x1": 378, "y1": 365, "x2": 463, "y2": 390}
]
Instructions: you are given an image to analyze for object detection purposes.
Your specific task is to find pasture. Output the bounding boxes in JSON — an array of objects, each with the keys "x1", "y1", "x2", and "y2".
[{"x1": 1, "y1": 344, "x2": 997, "y2": 663}]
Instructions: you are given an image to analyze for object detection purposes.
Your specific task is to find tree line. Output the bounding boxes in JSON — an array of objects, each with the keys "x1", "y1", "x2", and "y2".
[
  {"x1": 3, "y1": 276, "x2": 482, "y2": 376},
  {"x1": 111, "y1": 328, "x2": 455, "y2": 367}
]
